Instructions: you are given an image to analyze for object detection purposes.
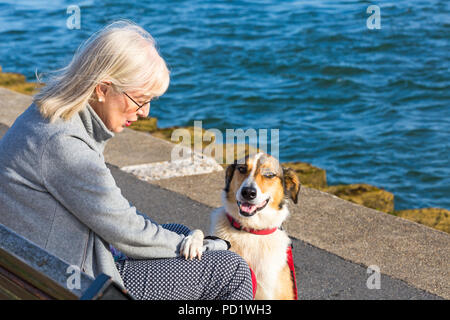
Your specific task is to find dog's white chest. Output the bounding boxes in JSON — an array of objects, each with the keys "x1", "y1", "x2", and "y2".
[{"x1": 211, "y1": 209, "x2": 291, "y2": 300}]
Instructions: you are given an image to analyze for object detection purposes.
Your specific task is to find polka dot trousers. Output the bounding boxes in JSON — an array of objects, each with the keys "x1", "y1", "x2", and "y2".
[{"x1": 114, "y1": 224, "x2": 254, "y2": 300}]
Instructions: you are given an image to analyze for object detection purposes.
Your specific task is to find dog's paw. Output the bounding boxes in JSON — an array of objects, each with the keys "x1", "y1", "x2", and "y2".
[{"x1": 180, "y1": 229, "x2": 204, "y2": 260}]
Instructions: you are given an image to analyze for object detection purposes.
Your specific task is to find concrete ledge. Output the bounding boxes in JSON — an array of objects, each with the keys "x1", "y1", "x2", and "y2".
[
  {"x1": 103, "y1": 128, "x2": 176, "y2": 167},
  {"x1": 150, "y1": 171, "x2": 225, "y2": 208},
  {"x1": 0, "y1": 87, "x2": 32, "y2": 126},
  {"x1": 121, "y1": 147, "x2": 223, "y2": 181},
  {"x1": 287, "y1": 187, "x2": 450, "y2": 299},
  {"x1": 146, "y1": 170, "x2": 450, "y2": 299}
]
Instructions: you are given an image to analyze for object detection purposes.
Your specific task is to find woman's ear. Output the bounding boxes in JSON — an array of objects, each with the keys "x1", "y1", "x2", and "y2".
[
  {"x1": 95, "y1": 81, "x2": 112, "y2": 102},
  {"x1": 282, "y1": 167, "x2": 301, "y2": 204}
]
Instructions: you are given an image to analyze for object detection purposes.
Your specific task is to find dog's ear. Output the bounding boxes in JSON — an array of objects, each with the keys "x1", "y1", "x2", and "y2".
[
  {"x1": 282, "y1": 167, "x2": 301, "y2": 204},
  {"x1": 224, "y1": 162, "x2": 236, "y2": 192}
]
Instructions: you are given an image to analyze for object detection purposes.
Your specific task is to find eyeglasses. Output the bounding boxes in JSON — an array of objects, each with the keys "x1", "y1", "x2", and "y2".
[{"x1": 123, "y1": 92, "x2": 151, "y2": 112}]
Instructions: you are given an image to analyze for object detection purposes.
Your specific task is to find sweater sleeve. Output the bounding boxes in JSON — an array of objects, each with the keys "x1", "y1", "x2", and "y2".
[{"x1": 41, "y1": 134, "x2": 186, "y2": 259}]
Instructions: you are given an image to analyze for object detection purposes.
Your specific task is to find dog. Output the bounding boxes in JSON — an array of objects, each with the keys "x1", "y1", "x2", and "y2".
[{"x1": 209, "y1": 152, "x2": 301, "y2": 300}]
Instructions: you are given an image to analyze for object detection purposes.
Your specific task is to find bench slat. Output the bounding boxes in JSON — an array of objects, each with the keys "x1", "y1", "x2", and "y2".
[
  {"x1": 0, "y1": 265, "x2": 48, "y2": 300},
  {"x1": 0, "y1": 247, "x2": 78, "y2": 300},
  {"x1": 0, "y1": 223, "x2": 133, "y2": 300},
  {"x1": 0, "y1": 223, "x2": 94, "y2": 299}
]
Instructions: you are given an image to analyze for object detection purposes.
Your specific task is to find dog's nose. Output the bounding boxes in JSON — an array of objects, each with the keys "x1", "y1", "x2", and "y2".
[{"x1": 241, "y1": 186, "x2": 257, "y2": 200}]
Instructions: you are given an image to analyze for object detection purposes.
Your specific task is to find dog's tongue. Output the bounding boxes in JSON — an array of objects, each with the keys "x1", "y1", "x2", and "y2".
[{"x1": 240, "y1": 203, "x2": 256, "y2": 213}]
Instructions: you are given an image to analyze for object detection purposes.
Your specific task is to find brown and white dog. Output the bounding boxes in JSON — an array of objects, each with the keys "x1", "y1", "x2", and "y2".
[{"x1": 210, "y1": 152, "x2": 301, "y2": 300}]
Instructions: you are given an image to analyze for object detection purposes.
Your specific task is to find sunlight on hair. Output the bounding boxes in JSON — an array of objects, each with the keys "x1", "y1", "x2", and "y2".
[{"x1": 33, "y1": 20, "x2": 170, "y2": 123}]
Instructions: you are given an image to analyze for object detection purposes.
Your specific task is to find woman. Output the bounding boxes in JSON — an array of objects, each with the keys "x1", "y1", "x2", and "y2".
[{"x1": 0, "y1": 21, "x2": 253, "y2": 300}]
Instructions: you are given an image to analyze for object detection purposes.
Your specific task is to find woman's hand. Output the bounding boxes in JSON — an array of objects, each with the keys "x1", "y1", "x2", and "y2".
[{"x1": 180, "y1": 229, "x2": 204, "y2": 260}]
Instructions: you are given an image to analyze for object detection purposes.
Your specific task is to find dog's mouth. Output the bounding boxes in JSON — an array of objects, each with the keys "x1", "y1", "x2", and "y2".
[{"x1": 237, "y1": 198, "x2": 270, "y2": 217}]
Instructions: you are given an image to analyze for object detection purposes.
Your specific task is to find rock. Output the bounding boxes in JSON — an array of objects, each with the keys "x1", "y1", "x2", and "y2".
[
  {"x1": 324, "y1": 183, "x2": 395, "y2": 213},
  {"x1": 283, "y1": 161, "x2": 327, "y2": 189},
  {"x1": 0, "y1": 66, "x2": 43, "y2": 95},
  {"x1": 393, "y1": 208, "x2": 449, "y2": 234},
  {"x1": 151, "y1": 125, "x2": 216, "y2": 149},
  {"x1": 128, "y1": 117, "x2": 158, "y2": 132}
]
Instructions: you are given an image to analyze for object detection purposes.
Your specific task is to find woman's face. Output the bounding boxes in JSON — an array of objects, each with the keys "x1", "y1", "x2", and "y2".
[{"x1": 91, "y1": 82, "x2": 151, "y2": 133}]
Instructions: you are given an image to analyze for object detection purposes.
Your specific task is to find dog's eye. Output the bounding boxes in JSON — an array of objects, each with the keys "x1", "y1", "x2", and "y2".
[
  {"x1": 237, "y1": 166, "x2": 247, "y2": 174},
  {"x1": 264, "y1": 173, "x2": 276, "y2": 179}
]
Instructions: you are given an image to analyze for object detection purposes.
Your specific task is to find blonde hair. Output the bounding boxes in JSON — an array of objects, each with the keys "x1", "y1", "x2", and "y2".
[{"x1": 34, "y1": 20, "x2": 170, "y2": 122}]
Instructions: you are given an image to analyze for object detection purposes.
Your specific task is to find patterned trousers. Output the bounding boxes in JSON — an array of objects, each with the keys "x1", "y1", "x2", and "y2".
[{"x1": 114, "y1": 224, "x2": 254, "y2": 300}]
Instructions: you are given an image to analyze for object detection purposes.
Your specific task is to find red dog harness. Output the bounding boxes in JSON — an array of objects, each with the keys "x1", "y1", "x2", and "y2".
[{"x1": 226, "y1": 213, "x2": 298, "y2": 300}]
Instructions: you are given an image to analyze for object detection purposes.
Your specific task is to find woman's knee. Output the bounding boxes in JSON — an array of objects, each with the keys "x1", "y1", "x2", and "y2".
[
  {"x1": 205, "y1": 250, "x2": 251, "y2": 278},
  {"x1": 208, "y1": 250, "x2": 253, "y2": 299},
  {"x1": 225, "y1": 251, "x2": 251, "y2": 273}
]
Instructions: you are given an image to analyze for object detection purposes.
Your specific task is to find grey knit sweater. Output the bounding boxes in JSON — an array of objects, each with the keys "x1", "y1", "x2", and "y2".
[{"x1": 0, "y1": 103, "x2": 224, "y2": 288}]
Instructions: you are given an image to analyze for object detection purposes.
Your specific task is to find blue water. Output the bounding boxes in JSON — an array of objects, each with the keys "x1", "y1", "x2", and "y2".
[{"x1": 0, "y1": 0, "x2": 449, "y2": 210}]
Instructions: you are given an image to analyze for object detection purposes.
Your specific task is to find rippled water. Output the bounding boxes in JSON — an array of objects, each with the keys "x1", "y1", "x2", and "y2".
[{"x1": 0, "y1": 0, "x2": 449, "y2": 210}]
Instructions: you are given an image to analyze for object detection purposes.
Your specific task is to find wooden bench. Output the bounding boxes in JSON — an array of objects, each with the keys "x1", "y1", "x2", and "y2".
[{"x1": 0, "y1": 223, "x2": 133, "y2": 300}]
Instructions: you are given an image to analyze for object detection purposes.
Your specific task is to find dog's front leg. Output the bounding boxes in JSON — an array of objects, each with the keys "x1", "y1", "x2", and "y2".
[{"x1": 180, "y1": 229, "x2": 204, "y2": 260}]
